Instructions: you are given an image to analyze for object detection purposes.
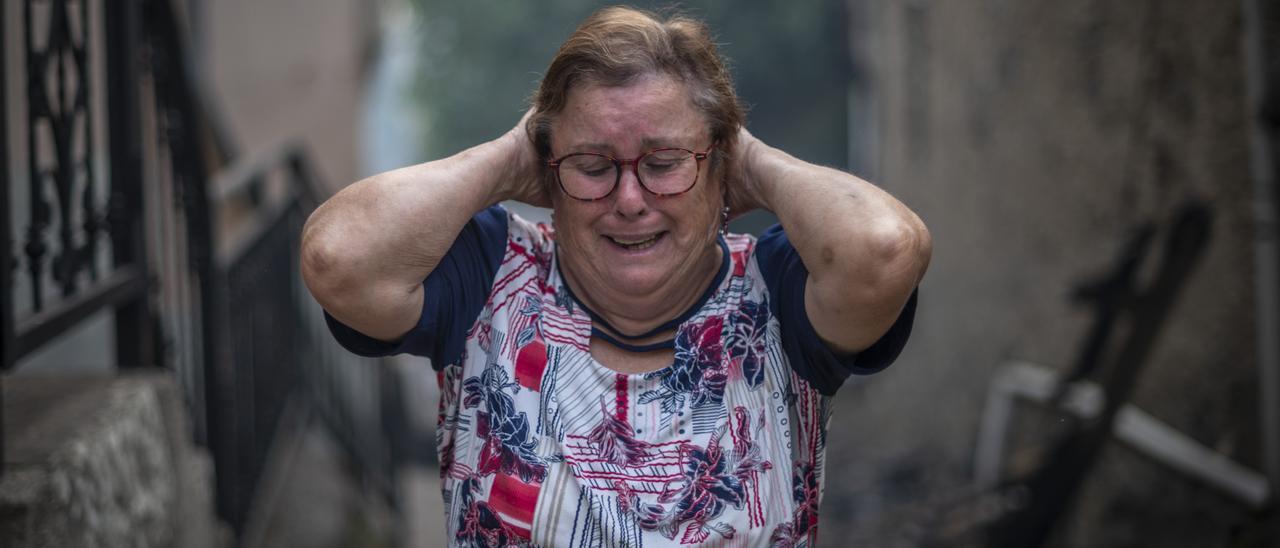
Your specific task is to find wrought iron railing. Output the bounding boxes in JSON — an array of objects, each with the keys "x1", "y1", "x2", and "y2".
[
  {"x1": 2, "y1": 0, "x2": 162, "y2": 475},
  {"x1": 3, "y1": 0, "x2": 398, "y2": 540},
  {"x1": 206, "y1": 137, "x2": 396, "y2": 534}
]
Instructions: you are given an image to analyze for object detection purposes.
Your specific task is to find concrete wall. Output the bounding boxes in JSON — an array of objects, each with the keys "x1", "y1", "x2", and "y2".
[
  {"x1": 197, "y1": 0, "x2": 378, "y2": 193},
  {"x1": 823, "y1": 1, "x2": 1260, "y2": 545}
]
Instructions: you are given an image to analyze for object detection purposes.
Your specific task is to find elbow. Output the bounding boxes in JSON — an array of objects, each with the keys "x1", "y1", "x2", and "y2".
[
  {"x1": 901, "y1": 214, "x2": 932, "y2": 285},
  {"x1": 805, "y1": 212, "x2": 930, "y2": 348},
  {"x1": 810, "y1": 214, "x2": 930, "y2": 314},
  {"x1": 858, "y1": 213, "x2": 932, "y2": 291},
  {"x1": 300, "y1": 215, "x2": 358, "y2": 312}
]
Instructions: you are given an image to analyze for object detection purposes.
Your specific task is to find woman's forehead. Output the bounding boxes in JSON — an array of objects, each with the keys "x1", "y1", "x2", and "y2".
[
  {"x1": 553, "y1": 75, "x2": 708, "y2": 152},
  {"x1": 559, "y1": 135, "x2": 702, "y2": 154}
]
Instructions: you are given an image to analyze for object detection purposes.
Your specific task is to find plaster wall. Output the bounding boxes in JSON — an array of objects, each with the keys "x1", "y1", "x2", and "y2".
[{"x1": 824, "y1": 1, "x2": 1259, "y2": 545}]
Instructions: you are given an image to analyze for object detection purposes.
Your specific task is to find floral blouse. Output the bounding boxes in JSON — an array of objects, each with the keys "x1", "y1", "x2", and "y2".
[{"x1": 326, "y1": 206, "x2": 917, "y2": 546}]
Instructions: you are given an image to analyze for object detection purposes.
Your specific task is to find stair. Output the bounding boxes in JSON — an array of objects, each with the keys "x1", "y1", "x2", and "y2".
[{"x1": 0, "y1": 373, "x2": 228, "y2": 547}]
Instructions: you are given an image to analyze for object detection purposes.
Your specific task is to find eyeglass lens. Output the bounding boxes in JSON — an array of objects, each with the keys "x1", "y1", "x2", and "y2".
[{"x1": 558, "y1": 149, "x2": 699, "y2": 200}]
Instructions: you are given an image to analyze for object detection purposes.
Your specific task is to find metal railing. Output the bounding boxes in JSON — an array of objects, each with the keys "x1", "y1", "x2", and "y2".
[
  {"x1": 2, "y1": 0, "x2": 398, "y2": 540},
  {"x1": 205, "y1": 137, "x2": 396, "y2": 534},
  {"x1": 2, "y1": 0, "x2": 163, "y2": 475}
]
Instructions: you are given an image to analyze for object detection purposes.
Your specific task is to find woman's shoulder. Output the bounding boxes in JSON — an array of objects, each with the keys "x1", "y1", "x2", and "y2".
[
  {"x1": 489, "y1": 205, "x2": 556, "y2": 278},
  {"x1": 500, "y1": 205, "x2": 554, "y2": 246}
]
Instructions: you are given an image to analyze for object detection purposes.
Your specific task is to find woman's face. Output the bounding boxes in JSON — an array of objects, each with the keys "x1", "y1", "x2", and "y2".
[{"x1": 549, "y1": 73, "x2": 722, "y2": 302}]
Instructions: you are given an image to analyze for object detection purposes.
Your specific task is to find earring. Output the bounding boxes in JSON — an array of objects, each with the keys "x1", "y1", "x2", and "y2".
[{"x1": 720, "y1": 205, "x2": 731, "y2": 235}]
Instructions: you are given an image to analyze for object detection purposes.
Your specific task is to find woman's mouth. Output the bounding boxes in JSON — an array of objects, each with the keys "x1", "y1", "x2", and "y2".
[{"x1": 605, "y1": 232, "x2": 666, "y2": 251}]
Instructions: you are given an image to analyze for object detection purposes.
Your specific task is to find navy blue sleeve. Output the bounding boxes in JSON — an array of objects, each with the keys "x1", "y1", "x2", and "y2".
[
  {"x1": 755, "y1": 224, "x2": 918, "y2": 396},
  {"x1": 323, "y1": 205, "x2": 509, "y2": 370}
]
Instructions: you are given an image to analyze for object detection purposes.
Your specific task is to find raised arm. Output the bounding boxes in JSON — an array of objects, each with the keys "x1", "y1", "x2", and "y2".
[
  {"x1": 301, "y1": 117, "x2": 545, "y2": 342},
  {"x1": 732, "y1": 129, "x2": 932, "y2": 354}
]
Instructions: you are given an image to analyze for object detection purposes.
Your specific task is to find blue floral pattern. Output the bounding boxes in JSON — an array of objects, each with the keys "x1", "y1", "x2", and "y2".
[
  {"x1": 726, "y1": 298, "x2": 770, "y2": 388},
  {"x1": 770, "y1": 461, "x2": 821, "y2": 547},
  {"x1": 616, "y1": 407, "x2": 774, "y2": 544},
  {"x1": 639, "y1": 316, "x2": 728, "y2": 416},
  {"x1": 462, "y1": 362, "x2": 547, "y2": 483}
]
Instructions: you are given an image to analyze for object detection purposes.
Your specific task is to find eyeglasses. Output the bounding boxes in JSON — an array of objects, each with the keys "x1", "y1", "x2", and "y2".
[{"x1": 547, "y1": 144, "x2": 715, "y2": 201}]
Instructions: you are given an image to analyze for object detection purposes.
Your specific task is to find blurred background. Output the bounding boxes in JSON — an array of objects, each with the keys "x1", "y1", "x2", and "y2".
[{"x1": 1, "y1": 0, "x2": 1277, "y2": 546}]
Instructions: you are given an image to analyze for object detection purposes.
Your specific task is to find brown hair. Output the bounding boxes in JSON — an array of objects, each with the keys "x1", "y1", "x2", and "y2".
[{"x1": 527, "y1": 6, "x2": 745, "y2": 178}]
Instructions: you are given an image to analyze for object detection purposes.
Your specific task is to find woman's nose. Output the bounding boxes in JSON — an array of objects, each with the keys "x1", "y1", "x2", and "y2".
[{"x1": 612, "y1": 164, "x2": 650, "y2": 217}]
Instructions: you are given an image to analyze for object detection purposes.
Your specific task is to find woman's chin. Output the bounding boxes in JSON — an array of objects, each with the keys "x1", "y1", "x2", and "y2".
[{"x1": 601, "y1": 269, "x2": 667, "y2": 297}]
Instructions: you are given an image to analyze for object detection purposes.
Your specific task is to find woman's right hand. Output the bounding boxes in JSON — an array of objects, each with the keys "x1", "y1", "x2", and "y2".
[
  {"x1": 305, "y1": 109, "x2": 552, "y2": 342},
  {"x1": 499, "y1": 109, "x2": 552, "y2": 208}
]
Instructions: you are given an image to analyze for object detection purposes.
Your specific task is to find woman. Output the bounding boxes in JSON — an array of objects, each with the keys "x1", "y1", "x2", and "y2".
[{"x1": 302, "y1": 6, "x2": 930, "y2": 546}]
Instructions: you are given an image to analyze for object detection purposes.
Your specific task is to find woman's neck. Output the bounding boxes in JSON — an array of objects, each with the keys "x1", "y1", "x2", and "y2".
[{"x1": 559, "y1": 241, "x2": 723, "y2": 340}]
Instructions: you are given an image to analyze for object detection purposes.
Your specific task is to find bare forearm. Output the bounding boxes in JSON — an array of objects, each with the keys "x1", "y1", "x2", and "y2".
[
  {"x1": 749, "y1": 142, "x2": 927, "y2": 281},
  {"x1": 742, "y1": 135, "x2": 931, "y2": 350},
  {"x1": 301, "y1": 129, "x2": 534, "y2": 340}
]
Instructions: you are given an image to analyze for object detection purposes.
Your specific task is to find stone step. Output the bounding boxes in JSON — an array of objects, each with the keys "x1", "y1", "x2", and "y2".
[{"x1": 1, "y1": 372, "x2": 228, "y2": 547}]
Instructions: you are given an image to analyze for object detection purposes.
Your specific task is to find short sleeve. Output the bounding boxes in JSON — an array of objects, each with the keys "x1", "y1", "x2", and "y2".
[
  {"x1": 755, "y1": 224, "x2": 918, "y2": 396},
  {"x1": 324, "y1": 205, "x2": 509, "y2": 369}
]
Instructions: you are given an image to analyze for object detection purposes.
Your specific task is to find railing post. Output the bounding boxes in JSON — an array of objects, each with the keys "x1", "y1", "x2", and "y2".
[{"x1": 105, "y1": 0, "x2": 154, "y2": 369}]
